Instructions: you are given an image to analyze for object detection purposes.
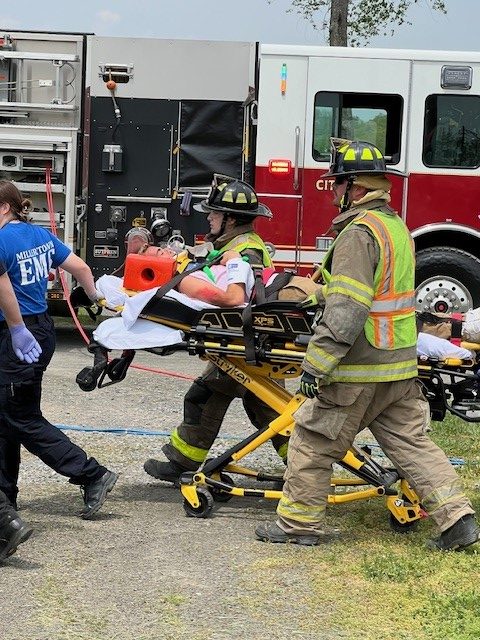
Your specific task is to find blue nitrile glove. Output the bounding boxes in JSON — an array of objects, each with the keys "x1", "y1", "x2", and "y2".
[
  {"x1": 9, "y1": 324, "x2": 42, "y2": 364},
  {"x1": 299, "y1": 371, "x2": 321, "y2": 399}
]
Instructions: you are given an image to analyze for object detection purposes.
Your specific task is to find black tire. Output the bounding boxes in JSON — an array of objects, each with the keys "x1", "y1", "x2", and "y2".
[
  {"x1": 210, "y1": 473, "x2": 235, "y2": 503},
  {"x1": 389, "y1": 513, "x2": 419, "y2": 534},
  {"x1": 183, "y1": 487, "x2": 214, "y2": 518},
  {"x1": 415, "y1": 247, "x2": 480, "y2": 313}
]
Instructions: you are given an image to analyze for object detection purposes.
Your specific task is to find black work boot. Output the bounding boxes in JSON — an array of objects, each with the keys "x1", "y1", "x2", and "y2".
[
  {"x1": 0, "y1": 513, "x2": 33, "y2": 561},
  {"x1": 79, "y1": 470, "x2": 118, "y2": 520},
  {"x1": 427, "y1": 514, "x2": 480, "y2": 551},
  {"x1": 255, "y1": 521, "x2": 340, "y2": 546},
  {"x1": 143, "y1": 459, "x2": 186, "y2": 486}
]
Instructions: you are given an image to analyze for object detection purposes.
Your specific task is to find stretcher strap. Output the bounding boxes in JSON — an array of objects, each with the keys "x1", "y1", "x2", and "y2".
[
  {"x1": 151, "y1": 254, "x2": 223, "y2": 300},
  {"x1": 264, "y1": 270, "x2": 293, "y2": 301},
  {"x1": 242, "y1": 304, "x2": 256, "y2": 365},
  {"x1": 242, "y1": 271, "x2": 297, "y2": 365}
]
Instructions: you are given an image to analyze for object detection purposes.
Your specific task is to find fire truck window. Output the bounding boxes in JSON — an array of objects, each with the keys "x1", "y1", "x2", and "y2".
[
  {"x1": 423, "y1": 95, "x2": 480, "y2": 169},
  {"x1": 313, "y1": 92, "x2": 403, "y2": 163}
]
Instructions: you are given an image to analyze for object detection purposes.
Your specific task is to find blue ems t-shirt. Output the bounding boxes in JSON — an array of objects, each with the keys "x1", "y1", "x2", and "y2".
[{"x1": 0, "y1": 221, "x2": 71, "y2": 319}]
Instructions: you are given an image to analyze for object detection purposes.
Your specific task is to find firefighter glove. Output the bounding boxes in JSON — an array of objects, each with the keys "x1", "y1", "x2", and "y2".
[
  {"x1": 299, "y1": 372, "x2": 322, "y2": 398},
  {"x1": 297, "y1": 289, "x2": 324, "y2": 309}
]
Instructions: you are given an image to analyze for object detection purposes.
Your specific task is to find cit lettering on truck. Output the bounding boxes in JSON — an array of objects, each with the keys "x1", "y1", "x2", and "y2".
[{"x1": 316, "y1": 179, "x2": 335, "y2": 191}]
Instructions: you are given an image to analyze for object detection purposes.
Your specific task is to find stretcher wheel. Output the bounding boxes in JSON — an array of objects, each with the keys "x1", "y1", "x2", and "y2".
[
  {"x1": 210, "y1": 473, "x2": 235, "y2": 503},
  {"x1": 183, "y1": 487, "x2": 214, "y2": 518},
  {"x1": 389, "y1": 513, "x2": 419, "y2": 534}
]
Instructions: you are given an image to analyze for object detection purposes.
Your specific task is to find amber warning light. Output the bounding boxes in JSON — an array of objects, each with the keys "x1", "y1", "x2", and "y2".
[{"x1": 268, "y1": 159, "x2": 292, "y2": 177}]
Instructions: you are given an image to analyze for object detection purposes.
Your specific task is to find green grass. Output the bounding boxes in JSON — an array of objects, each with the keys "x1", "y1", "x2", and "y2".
[{"x1": 242, "y1": 414, "x2": 480, "y2": 640}]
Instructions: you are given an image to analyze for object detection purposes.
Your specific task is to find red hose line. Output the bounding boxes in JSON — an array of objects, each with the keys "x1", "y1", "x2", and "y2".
[{"x1": 45, "y1": 168, "x2": 195, "y2": 382}]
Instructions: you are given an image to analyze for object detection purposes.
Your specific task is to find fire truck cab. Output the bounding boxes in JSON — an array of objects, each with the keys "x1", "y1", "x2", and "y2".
[
  {"x1": 2, "y1": 32, "x2": 480, "y2": 314},
  {"x1": 255, "y1": 44, "x2": 480, "y2": 313}
]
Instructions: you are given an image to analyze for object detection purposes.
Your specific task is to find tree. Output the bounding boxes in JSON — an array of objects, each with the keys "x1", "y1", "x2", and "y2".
[{"x1": 278, "y1": 0, "x2": 447, "y2": 46}]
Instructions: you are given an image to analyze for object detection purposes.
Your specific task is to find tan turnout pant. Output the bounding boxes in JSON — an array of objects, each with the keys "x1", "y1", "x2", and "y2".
[{"x1": 278, "y1": 378, "x2": 473, "y2": 535}]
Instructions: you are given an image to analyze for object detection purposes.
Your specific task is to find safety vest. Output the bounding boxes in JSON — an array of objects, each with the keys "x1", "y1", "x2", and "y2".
[
  {"x1": 320, "y1": 209, "x2": 417, "y2": 382},
  {"x1": 219, "y1": 232, "x2": 273, "y2": 268}
]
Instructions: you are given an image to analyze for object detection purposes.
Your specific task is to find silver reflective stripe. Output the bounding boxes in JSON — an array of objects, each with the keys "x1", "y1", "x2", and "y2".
[
  {"x1": 305, "y1": 345, "x2": 339, "y2": 374},
  {"x1": 277, "y1": 498, "x2": 326, "y2": 523},
  {"x1": 371, "y1": 295, "x2": 415, "y2": 312},
  {"x1": 376, "y1": 317, "x2": 390, "y2": 349}
]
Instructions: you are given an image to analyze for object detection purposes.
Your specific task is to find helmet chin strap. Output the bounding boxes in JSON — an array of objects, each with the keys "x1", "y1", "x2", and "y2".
[
  {"x1": 219, "y1": 213, "x2": 228, "y2": 237},
  {"x1": 339, "y1": 176, "x2": 355, "y2": 213}
]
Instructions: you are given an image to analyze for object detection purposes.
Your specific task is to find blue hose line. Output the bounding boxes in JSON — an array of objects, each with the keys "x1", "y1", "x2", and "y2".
[
  {"x1": 56, "y1": 424, "x2": 241, "y2": 440},
  {"x1": 55, "y1": 424, "x2": 466, "y2": 466}
]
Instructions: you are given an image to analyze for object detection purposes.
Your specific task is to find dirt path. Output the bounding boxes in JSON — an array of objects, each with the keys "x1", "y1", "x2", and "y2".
[{"x1": 0, "y1": 325, "x2": 341, "y2": 640}]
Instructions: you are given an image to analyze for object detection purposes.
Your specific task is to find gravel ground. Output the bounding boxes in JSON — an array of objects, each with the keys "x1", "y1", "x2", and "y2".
[{"x1": 0, "y1": 322, "x2": 346, "y2": 640}]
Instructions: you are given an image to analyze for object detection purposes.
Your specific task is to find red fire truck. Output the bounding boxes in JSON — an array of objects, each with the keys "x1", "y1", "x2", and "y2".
[
  {"x1": 254, "y1": 44, "x2": 480, "y2": 314},
  {"x1": 1, "y1": 32, "x2": 480, "y2": 313}
]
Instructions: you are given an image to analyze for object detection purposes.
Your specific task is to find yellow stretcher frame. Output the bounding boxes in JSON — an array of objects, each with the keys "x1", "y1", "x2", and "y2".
[
  {"x1": 179, "y1": 348, "x2": 422, "y2": 529},
  {"x1": 91, "y1": 297, "x2": 423, "y2": 528}
]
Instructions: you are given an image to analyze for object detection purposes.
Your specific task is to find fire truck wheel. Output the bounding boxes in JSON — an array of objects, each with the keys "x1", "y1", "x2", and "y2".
[{"x1": 415, "y1": 247, "x2": 480, "y2": 313}]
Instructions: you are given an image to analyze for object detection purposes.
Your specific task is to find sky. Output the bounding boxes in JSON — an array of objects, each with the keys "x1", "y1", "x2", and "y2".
[{"x1": 0, "y1": 0, "x2": 478, "y2": 52}]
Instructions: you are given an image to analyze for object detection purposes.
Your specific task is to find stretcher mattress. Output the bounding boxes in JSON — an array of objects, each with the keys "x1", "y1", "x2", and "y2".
[{"x1": 93, "y1": 274, "x2": 478, "y2": 365}]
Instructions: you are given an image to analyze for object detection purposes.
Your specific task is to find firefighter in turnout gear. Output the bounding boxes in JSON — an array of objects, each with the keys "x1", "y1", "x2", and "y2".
[
  {"x1": 144, "y1": 175, "x2": 289, "y2": 483},
  {"x1": 256, "y1": 140, "x2": 480, "y2": 551}
]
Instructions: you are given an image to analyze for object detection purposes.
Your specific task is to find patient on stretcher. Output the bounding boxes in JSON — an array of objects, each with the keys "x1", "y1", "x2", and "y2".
[
  {"x1": 416, "y1": 310, "x2": 480, "y2": 362},
  {"x1": 417, "y1": 308, "x2": 480, "y2": 344},
  {"x1": 417, "y1": 332, "x2": 475, "y2": 361},
  {"x1": 87, "y1": 229, "x2": 480, "y2": 364}
]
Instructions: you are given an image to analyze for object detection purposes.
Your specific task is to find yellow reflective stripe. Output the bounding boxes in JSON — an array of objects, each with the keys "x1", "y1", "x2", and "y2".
[
  {"x1": 361, "y1": 147, "x2": 374, "y2": 160},
  {"x1": 170, "y1": 427, "x2": 208, "y2": 463},
  {"x1": 422, "y1": 480, "x2": 467, "y2": 513},
  {"x1": 328, "y1": 286, "x2": 373, "y2": 307},
  {"x1": 327, "y1": 275, "x2": 374, "y2": 307},
  {"x1": 305, "y1": 344, "x2": 339, "y2": 374},
  {"x1": 336, "y1": 360, "x2": 418, "y2": 372},
  {"x1": 331, "y1": 274, "x2": 374, "y2": 297},
  {"x1": 277, "y1": 497, "x2": 326, "y2": 523},
  {"x1": 331, "y1": 360, "x2": 418, "y2": 382}
]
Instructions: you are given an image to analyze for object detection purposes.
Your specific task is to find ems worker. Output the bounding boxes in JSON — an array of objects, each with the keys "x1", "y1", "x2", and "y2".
[
  {"x1": 0, "y1": 180, "x2": 118, "y2": 520},
  {"x1": 144, "y1": 175, "x2": 289, "y2": 482},
  {"x1": 0, "y1": 264, "x2": 41, "y2": 561},
  {"x1": 255, "y1": 140, "x2": 480, "y2": 551}
]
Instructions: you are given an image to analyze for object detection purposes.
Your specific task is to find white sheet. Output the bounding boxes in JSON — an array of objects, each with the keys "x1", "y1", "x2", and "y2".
[
  {"x1": 93, "y1": 317, "x2": 183, "y2": 349},
  {"x1": 96, "y1": 273, "x2": 229, "y2": 330},
  {"x1": 93, "y1": 274, "x2": 233, "y2": 348},
  {"x1": 417, "y1": 332, "x2": 474, "y2": 360}
]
